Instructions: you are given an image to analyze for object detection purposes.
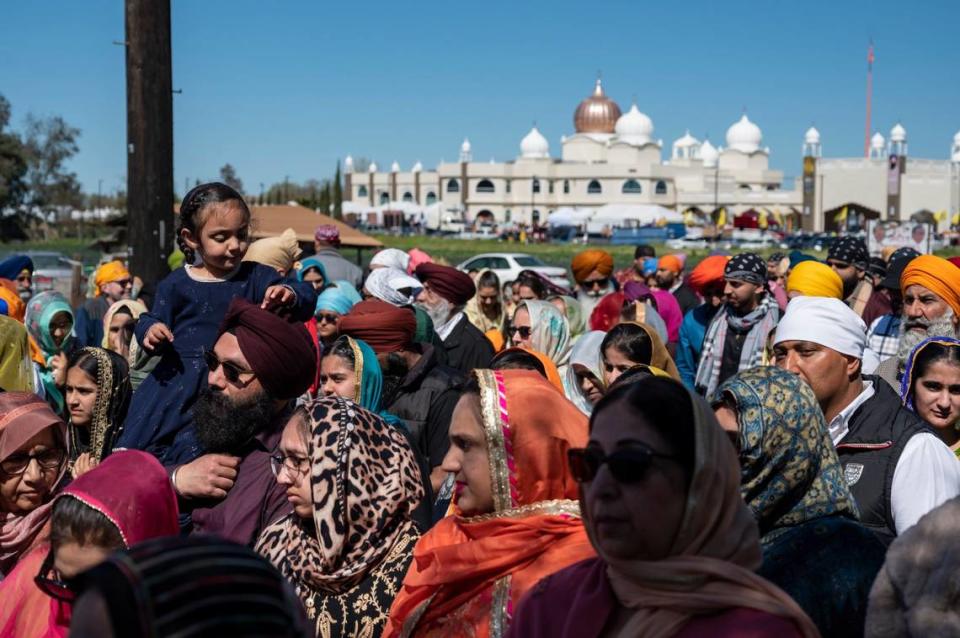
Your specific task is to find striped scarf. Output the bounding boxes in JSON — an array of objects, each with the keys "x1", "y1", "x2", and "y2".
[{"x1": 695, "y1": 295, "x2": 779, "y2": 396}]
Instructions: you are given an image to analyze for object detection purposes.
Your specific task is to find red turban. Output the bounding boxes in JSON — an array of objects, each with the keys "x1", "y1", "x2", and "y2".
[
  {"x1": 415, "y1": 263, "x2": 476, "y2": 306},
  {"x1": 339, "y1": 299, "x2": 417, "y2": 354},
  {"x1": 571, "y1": 250, "x2": 614, "y2": 283},
  {"x1": 218, "y1": 298, "x2": 317, "y2": 399},
  {"x1": 688, "y1": 255, "x2": 731, "y2": 294},
  {"x1": 589, "y1": 291, "x2": 625, "y2": 332}
]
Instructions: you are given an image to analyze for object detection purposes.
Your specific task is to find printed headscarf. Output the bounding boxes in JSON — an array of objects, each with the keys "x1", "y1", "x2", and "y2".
[
  {"x1": 724, "y1": 252, "x2": 767, "y2": 285},
  {"x1": 551, "y1": 295, "x2": 586, "y2": 341},
  {"x1": 314, "y1": 224, "x2": 341, "y2": 247},
  {"x1": 828, "y1": 236, "x2": 869, "y2": 271},
  {"x1": 713, "y1": 366, "x2": 859, "y2": 540},
  {"x1": 899, "y1": 336, "x2": 960, "y2": 411},
  {"x1": 25, "y1": 291, "x2": 75, "y2": 358},
  {"x1": 256, "y1": 396, "x2": 423, "y2": 596},
  {"x1": 514, "y1": 299, "x2": 572, "y2": 366},
  {"x1": 67, "y1": 347, "x2": 132, "y2": 465}
]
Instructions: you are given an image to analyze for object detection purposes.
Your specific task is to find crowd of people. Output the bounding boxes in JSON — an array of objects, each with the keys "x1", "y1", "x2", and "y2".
[{"x1": 2, "y1": 180, "x2": 960, "y2": 636}]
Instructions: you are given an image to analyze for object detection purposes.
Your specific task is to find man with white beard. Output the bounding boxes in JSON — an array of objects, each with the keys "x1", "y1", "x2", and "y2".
[
  {"x1": 876, "y1": 255, "x2": 960, "y2": 391},
  {"x1": 414, "y1": 262, "x2": 494, "y2": 374},
  {"x1": 570, "y1": 249, "x2": 617, "y2": 318}
]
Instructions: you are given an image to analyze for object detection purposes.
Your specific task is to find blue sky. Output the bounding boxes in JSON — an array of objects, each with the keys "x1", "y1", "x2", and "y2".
[{"x1": 2, "y1": 0, "x2": 958, "y2": 196}]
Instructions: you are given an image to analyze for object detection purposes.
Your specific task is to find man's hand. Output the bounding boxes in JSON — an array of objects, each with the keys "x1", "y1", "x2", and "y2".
[
  {"x1": 261, "y1": 285, "x2": 295, "y2": 312},
  {"x1": 143, "y1": 322, "x2": 174, "y2": 350},
  {"x1": 173, "y1": 453, "x2": 241, "y2": 500}
]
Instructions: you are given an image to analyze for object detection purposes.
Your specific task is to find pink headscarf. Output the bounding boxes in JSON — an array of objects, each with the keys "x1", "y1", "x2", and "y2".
[
  {"x1": 406, "y1": 248, "x2": 434, "y2": 275},
  {"x1": 650, "y1": 290, "x2": 683, "y2": 343}
]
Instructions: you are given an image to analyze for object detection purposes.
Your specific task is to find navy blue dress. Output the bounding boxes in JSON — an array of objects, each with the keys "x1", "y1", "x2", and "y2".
[{"x1": 117, "y1": 262, "x2": 317, "y2": 466}]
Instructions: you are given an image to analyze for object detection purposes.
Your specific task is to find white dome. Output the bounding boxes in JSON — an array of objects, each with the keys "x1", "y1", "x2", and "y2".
[
  {"x1": 390, "y1": 161, "x2": 400, "y2": 172},
  {"x1": 344, "y1": 155, "x2": 354, "y2": 172},
  {"x1": 890, "y1": 123, "x2": 907, "y2": 143},
  {"x1": 725, "y1": 114, "x2": 763, "y2": 154},
  {"x1": 954, "y1": 130, "x2": 960, "y2": 145},
  {"x1": 461, "y1": 138, "x2": 471, "y2": 153},
  {"x1": 412, "y1": 161, "x2": 423, "y2": 172},
  {"x1": 804, "y1": 126, "x2": 821, "y2": 145},
  {"x1": 871, "y1": 132, "x2": 886, "y2": 149},
  {"x1": 519, "y1": 126, "x2": 550, "y2": 159},
  {"x1": 614, "y1": 103, "x2": 655, "y2": 145},
  {"x1": 368, "y1": 162, "x2": 378, "y2": 173},
  {"x1": 673, "y1": 129, "x2": 700, "y2": 149},
  {"x1": 700, "y1": 139, "x2": 719, "y2": 168}
]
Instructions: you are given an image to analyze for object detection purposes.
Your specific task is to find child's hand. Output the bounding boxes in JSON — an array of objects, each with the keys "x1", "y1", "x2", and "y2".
[
  {"x1": 261, "y1": 285, "x2": 295, "y2": 312},
  {"x1": 72, "y1": 452, "x2": 98, "y2": 479},
  {"x1": 50, "y1": 352, "x2": 68, "y2": 387},
  {"x1": 143, "y1": 322, "x2": 174, "y2": 350}
]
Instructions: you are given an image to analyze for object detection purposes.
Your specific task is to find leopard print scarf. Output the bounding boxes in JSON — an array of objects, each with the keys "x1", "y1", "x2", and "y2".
[{"x1": 256, "y1": 396, "x2": 424, "y2": 596}]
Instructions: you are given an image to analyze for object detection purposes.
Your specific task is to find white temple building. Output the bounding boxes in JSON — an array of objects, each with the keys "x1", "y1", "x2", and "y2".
[{"x1": 343, "y1": 79, "x2": 960, "y2": 233}]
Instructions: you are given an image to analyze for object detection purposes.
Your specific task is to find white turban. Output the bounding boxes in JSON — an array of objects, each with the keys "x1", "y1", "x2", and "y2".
[
  {"x1": 364, "y1": 267, "x2": 422, "y2": 307},
  {"x1": 774, "y1": 296, "x2": 866, "y2": 359},
  {"x1": 370, "y1": 248, "x2": 411, "y2": 272}
]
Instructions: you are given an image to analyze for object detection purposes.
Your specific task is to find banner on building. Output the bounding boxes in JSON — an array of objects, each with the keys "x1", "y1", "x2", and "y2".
[{"x1": 867, "y1": 219, "x2": 933, "y2": 256}]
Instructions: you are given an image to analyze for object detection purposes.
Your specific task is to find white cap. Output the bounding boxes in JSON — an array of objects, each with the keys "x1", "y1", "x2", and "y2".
[{"x1": 774, "y1": 296, "x2": 866, "y2": 359}]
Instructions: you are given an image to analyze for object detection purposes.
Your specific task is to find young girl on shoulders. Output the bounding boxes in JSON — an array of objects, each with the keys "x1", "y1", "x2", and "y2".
[{"x1": 118, "y1": 182, "x2": 317, "y2": 466}]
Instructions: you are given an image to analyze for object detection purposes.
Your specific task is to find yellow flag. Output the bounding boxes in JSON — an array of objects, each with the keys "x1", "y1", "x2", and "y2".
[
  {"x1": 952, "y1": 212, "x2": 960, "y2": 226},
  {"x1": 833, "y1": 206, "x2": 848, "y2": 224},
  {"x1": 758, "y1": 210, "x2": 769, "y2": 229},
  {"x1": 717, "y1": 207, "x2": 727, "y2": 227},
  {"x1": 935, "y1": 210, "x2": 948, "y2": 223}
]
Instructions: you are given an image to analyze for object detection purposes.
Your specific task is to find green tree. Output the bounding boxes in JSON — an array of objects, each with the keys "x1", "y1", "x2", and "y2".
[
  {"x1": 0, "y1": 94, "x2": 28, "y2": 212},
  {"x1": 332, "y1": 161, "x2": 343, "y2": 219},
  {"x1": 219, "y1": 163, "x2": 244, "y2": 194},
  {"x1": 318, "y1": 181, "x2": 331, "y2": 216},
  {"x1": 23, "y1": 114, "x2": 83, "y2": 226}
]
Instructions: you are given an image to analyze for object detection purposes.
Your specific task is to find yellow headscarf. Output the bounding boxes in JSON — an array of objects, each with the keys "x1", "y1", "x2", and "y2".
[
  {"x1": 242, "y1": 228, "x2": 302, "y2": 274},
  {"x1": 786, "y1": 261, "x2": 844, "y2": 300},
  {"x1": 0, "y1": 315, "x2": 35, "y2": 392},
  {"x1": 94, "y1": 261, "x2": 131, "y2": 296}
]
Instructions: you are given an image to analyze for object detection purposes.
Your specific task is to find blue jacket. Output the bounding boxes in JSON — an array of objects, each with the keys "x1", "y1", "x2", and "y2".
[{"x1": 676, "y1": 303, "x2": 720, "y2": 390}]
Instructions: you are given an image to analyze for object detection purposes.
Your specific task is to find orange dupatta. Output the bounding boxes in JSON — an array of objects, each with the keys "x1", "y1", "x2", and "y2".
[{"x1": 384, "y1": 370, "x2": 594, "y2": 638}]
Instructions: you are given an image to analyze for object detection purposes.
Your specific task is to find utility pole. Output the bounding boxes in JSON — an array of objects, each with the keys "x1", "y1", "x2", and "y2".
[
  {"x1": 864, "y1": 40, "x2": 874, "y2": 158},
  {"x1": 125, "y1": 0, "x2": 173, "y2": 281}
]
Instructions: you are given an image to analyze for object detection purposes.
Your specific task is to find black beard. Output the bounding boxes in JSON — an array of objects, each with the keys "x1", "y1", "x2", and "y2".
[
  {"x1": 193, "y1": 387, "x2": 277, "y2": 454},
  {"x1": 380, "y1": 352, "x2": 410, "y2": 407}
]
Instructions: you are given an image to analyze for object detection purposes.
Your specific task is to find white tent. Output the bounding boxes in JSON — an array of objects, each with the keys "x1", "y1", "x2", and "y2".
[
  {"x1": 547, "y1": 207, "x2": 596, "y2": 227},
  {"x1": 591, "y1": 204, "x2": 684, "y2": 227}
]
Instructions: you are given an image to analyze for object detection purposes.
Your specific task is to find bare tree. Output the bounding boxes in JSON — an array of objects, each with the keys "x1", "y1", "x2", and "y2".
[{"x1": 219, "y1": 163, "x2": 244, "y2": 194}]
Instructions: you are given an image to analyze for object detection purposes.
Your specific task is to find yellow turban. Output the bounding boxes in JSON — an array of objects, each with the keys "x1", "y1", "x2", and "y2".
[
  {"x1": 901, "y1": 255, "x2": 960, "y2": 316},
  {"x1": 786, "y1": 261, "x2": 844, "y2": 300},
  {"x1": 95, "y1": 261, "x2": 131, "y2": 296},
  {"x1": 242, "y1": 228, "x2": 302, "y2": 274},
  {"x1": 571, "y1": 249, "x2": 614, "y2": 283}
]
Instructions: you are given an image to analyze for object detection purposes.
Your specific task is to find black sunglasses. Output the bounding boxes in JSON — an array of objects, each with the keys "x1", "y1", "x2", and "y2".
[
  {"x1": 316, "y1": 312, "x2": 339, "y2": 324},
  {"x1": 203, "y1": 350, "x2": 256, "y2": 385},
  {"x1": 583, "y1": 277, "x2": 609, "y2": 289},
  {"x1": 508, "y1": 325, "x2": 532, "y2": 339},
  {"x1": 34, "y1": 548, "x2": 77, "y2": 603},
  {"x1": 567, "y1": 446, "x2": 677, "y2": 483}
]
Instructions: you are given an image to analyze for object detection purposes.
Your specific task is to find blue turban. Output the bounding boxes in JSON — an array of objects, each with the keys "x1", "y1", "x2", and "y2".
[
  {"x1": 296, "y1": 257, "x2": 328, "y2": 283},
  {"x1": 0, "y1": 255, "x2": 34, "y2": 280},
  {"x1": 315, "y1": 284, "x2": 358, "y2": 316}
]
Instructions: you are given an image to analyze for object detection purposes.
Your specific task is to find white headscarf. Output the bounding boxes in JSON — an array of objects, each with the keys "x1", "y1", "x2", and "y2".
[
  {"x1": 369, "y1": 248, "x2": 411, "y2": 272},
  {"x1": 564, "y1": 330, "x2": 606, "y2": 415},
  {"x1": 515, "y1": 299, "x2": 572, "y2": 366},
  {"x1": 774, "y1": 296, "x2": 866, "y2": 359},
  {"x1": 364, "y1": 267, "x2": 422, "y2": 307}
]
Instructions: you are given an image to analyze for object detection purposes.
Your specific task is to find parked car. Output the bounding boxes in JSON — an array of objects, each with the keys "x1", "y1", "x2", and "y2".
[{"x1": 456, "y1": 253, "x2": 571, "y2": 288}]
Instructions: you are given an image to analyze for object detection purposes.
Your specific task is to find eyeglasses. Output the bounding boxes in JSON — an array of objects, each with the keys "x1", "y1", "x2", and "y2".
[
  {"x1": 508, "y1": 325, "x2": 532, "y2": 339},
  {"x1": 583, "y1": 277, "x2": 609, "y2": 289},
  {"x1": 270, "y1": 453, "x2": 311, "y2": 477},
  {"x1": 34, "y1": 549, "x2": 77, "y2": 603},
  {"x1": 316, "y1": 312, "x2": 339, "y2": 324},
  {"x1": 112, "y1": 278, "x2": 133, "y2": 288},
  {"x1": 0, "y1": 448, "x2": 65, "y2": 475},
  {"x1": 203, "y1": 350, "x2": 257, "y2": 386},
  {"x1": 567, "y1": 445, "x2": 677, "y2": 483}
]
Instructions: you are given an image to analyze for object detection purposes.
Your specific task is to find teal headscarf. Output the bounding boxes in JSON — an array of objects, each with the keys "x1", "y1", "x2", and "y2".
[
  {"x1": 344, "y1": 336, "x2": 404, "y2": 427},
  {"x1": 713, "y1": 366, "x2": 858, "y2": 544},
  {"x1": 315, "y1": 284, "x2": 359, "y2": 316},
  {"x1": 296, "y1": 257, "x2": 328, "y2": 284},
  {"x1": 24, "y1": 291, "x2": 76, "y2": 413}
]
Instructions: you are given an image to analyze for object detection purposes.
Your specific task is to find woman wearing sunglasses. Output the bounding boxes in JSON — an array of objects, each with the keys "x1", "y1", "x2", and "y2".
[
  {"x1": 508, "y1": 376, "x2": 818, "y2": 638},
  {"x1": 302, "y1": 284, "x2": 360, "y2": 396},
  {"x1": 0, "y1": 450, "x2": 178, "y2": 637},
  {"x1": 0, "y1": 393, "x2": 67, "y2": 579},
  {"x1": 509, "y1": 300, "x2": 572, "y2": 370},
  {"x1": 713, "y1": 366, "x2": 886, "y2": 637},
  {"x1": 384, "y1": 369, "x2": 593, "y2": 637}
]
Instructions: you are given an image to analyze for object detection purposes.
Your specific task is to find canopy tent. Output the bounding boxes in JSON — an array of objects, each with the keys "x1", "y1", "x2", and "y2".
[
  {"x1": 546, "y1": 207, "x2": 596, "y2": 227},
  {"x1": 590, "y1": 204, "x2": 684, "y2": 228},
  {"x1": 248, "y1": 204, "x2": 382, "y2": 248}
]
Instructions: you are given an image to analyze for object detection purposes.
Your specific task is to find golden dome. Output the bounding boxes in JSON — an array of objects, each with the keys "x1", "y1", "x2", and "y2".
[{"x1": 574, "y1": 78, "x2": 622, "y2": 134}]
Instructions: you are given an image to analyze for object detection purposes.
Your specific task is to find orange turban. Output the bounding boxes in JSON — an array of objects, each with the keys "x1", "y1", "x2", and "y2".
[
  {"x1": 95, "y1": 261, "x2": 131, "y2": 295},
  {"x1": 786, "y1": 261, "x2": 844, "y2": 300},
  {"x1": 658, "y1": 255, "x2": 683, "y2": 274},
  {"x1": 570, "y1": 249, "x2": 614, "y2": 283},
  {"x1": 688, "y1": 255, "x2": 730, "y2": 294},
  {"x1": 0, "y1": 280, "x2": 24, "y2": 322},
  {"x1": 901, "y1": 255, "x2": 960, "y2": 316}
]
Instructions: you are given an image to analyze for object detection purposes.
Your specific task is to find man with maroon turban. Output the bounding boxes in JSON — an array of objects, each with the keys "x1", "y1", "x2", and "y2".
[
  {"x1": 340, "y1": 299, "x2": 464, "y2": 495},
  {"x1": 171, "y1": 298, "x2": 317, "y2": 546},
  {"x1": 414, "y1": 263, "x2": 494, "y2": 374}
]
